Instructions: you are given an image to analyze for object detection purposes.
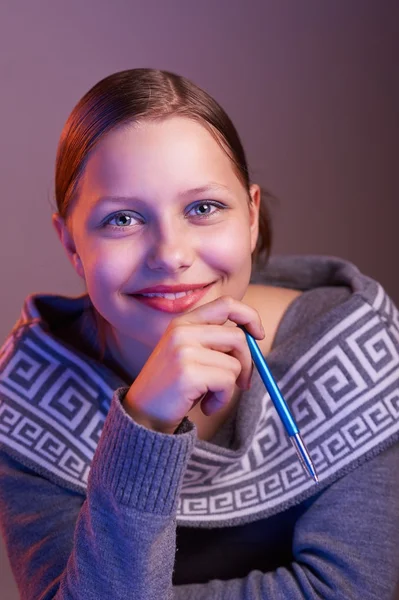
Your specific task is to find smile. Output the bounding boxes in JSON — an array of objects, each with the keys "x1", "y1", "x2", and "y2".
[{"x1": 130, "y1": 283, "x2": 214, "y2": 313}]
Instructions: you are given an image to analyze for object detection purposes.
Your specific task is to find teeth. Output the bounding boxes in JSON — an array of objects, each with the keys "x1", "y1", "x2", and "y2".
[{"x1": 140, "y1": 291, "x2": 192, "y2": 299}]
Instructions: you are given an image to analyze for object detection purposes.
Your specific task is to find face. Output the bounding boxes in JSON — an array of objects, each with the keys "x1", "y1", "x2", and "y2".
[{"x1": 54, "y1": 117, "x2": 260, "y2": 371}]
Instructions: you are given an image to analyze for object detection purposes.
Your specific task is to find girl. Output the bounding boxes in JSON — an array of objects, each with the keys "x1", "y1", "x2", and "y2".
[{"x1": 0, "y1": 69, "x2": 398, "y2": 600}]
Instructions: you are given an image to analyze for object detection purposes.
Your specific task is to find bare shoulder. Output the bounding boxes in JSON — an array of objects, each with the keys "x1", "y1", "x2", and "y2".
[{"x1": 243, "y1": 284, "x2": 303, "y2": 355}]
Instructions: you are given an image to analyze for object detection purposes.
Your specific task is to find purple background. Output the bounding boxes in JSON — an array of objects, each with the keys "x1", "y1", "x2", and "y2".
[{"x1": 0, "y1": 1, "x2": 398, "y2": 596}]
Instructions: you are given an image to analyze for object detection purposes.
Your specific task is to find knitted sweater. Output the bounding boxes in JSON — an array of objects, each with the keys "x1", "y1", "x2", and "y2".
[{"x1": 0, "y1": 255, "x2": 399, "y2": 600}]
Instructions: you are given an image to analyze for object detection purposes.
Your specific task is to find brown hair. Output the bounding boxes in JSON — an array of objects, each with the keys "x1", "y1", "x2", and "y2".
[{"x1": 55, "y1": 68, "x2": 273, "y2": 263}]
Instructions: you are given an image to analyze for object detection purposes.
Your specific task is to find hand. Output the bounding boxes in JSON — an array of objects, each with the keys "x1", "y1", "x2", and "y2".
[{"x1": 123, "y1": 295, "x2": 265, "y2": 434}]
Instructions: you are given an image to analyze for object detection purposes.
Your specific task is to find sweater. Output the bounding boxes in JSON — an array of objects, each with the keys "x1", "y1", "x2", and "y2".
[{"x1": 0, "y1": 254, "x2": 399, "y2": 599}]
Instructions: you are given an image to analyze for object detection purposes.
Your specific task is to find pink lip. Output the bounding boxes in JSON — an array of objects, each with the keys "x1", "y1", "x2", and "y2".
[{"x1": 129, "y1": 282, "x2": 214, "y2": 313}]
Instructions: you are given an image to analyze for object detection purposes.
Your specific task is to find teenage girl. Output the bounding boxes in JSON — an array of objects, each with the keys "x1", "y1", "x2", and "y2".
[{"x1": 0, "y1": 69, "x2": 398, "y2": 599}]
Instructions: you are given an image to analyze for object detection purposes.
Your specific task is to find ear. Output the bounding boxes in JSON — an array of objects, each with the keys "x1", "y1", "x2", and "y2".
[
  {"x1": 52, "y1": 213, "x2": 85, "y2": 279},
  {"x1": 248, "y1": 184, "x2": 261, "y2": 253}
]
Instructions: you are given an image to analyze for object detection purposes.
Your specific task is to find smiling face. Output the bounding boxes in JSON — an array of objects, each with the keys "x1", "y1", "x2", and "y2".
[{"x1": 54, "y1": 116, "x2": 260, "y2": 375}]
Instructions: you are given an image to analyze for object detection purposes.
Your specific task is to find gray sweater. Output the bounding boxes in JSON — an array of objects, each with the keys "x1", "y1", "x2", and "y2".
[{"x1": 0, "y1": 255, "x2": 399, "y2": 599}]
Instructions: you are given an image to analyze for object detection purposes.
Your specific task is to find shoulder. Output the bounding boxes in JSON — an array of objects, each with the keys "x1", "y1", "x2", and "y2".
[
  {"x1": 243, "y1": 284, "x2": 303, "y2": 355},
  {"x1": 241, "y1": 279, "x2": 399, "y2": 508},
  {"x1": 0, "y1": 296, "x2": 125, "y2": 496},
  {"x1": 236, "y1": 260, "x2": 399, "y2": 514}
]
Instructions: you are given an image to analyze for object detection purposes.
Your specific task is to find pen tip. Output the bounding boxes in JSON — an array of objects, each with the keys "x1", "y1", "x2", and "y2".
[{"x1": 313, "y1": 474, "x2": 319, "y2": 484}]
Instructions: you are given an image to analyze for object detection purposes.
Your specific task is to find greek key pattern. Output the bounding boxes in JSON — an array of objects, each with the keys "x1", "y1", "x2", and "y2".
[
  {"x1": 0, "y1": 283, "x2": 399, "y2": 525},
  {"x1": 0, "y1": 319, "x2": 119, "y2": 488}
]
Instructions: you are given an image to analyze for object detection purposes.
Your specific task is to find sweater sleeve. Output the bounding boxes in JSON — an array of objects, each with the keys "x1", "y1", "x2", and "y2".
[
  {"x1": 173, "y1": 442, "x2": 399, "y2": 600},
  {"x1": 0, "y1": 389, "x2": 196, "y2": 600},
  {"x1": 1, "y1": 394, "x2": 399, "y2": 600}
]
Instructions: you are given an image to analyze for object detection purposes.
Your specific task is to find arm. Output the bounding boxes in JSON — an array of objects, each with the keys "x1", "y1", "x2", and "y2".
[
  {"x1": 0, "y1": 390, "x2": 196, "y2": 600},
  {"x1": 174, "y1": 442, "x2": 399, "y2": 600},
  {"x1": 2, "y1": 393, "x2": 399, "y2": 600}
]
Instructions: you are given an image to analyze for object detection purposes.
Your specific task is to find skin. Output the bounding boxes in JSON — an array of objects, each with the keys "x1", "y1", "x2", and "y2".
[{"x1": 53, "y1": 116, "x2": 300, "y2": 436}]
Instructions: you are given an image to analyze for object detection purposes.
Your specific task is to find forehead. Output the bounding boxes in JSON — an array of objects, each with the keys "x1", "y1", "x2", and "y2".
[{"x1": 78, "y1": 116, "x2": 243, "y2": 203}]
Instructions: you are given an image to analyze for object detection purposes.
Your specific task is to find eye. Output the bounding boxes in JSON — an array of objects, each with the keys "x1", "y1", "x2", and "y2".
[
  {"x1": 102, "y1": 211, "x2": 142, "y2": 229},
  {"x1": 186, "y1": 201, "x2": 225, "y2": 219}
]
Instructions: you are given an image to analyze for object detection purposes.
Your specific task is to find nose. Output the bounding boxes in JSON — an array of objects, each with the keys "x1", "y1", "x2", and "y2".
[{"x1": 145, "y1": 222, "x2": 194, "y2": 273}]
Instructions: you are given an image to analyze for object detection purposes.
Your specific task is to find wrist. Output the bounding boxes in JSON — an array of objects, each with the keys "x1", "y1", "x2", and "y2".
[{"x1": 122, "y1": 393, "x2": 178, "y2": 435}]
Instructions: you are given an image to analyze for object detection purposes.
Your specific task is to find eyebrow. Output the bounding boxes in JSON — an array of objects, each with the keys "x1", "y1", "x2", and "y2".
[{"x1": 95, "y1": 183, "x2": 232, "y2": 205}]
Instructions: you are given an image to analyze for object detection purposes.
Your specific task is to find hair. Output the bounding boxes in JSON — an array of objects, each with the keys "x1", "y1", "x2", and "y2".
[{"x1": 55, "y1": 68, "x2": 273, "y2": 263}]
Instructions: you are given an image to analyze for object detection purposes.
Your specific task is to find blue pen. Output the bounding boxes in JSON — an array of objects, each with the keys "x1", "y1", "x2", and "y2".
[{"x1": 239, "y1": 326, "x2": 318, "y2": 483}]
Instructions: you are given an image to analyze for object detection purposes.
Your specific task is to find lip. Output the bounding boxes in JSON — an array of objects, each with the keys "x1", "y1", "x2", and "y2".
[
  {"x1": 129, "y1": 282, "x2": 215, "y2": 313},
  {"x1": 133, "y1": 283, "x2": 212, "y2": 294}
]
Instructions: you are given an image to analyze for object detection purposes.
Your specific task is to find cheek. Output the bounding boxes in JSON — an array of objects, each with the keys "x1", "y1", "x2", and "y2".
[
  {"x1": 81, "y1": 242, "x2": 136, "y2": 295},
  {"x1": 202, "y1": 219, "x2": 252, "y2": 269},
  {"x1": 200, "y1": 219, "x2": 253, "y2": 302}
]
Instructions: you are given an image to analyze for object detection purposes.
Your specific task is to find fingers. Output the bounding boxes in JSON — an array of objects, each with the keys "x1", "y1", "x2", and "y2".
[
  {"x1": 174, "y1": 295, "x2": 265, "y2": 340},
  {"x1": 168, "y1": 326, "x2": 253, "y2": 389},
  {"x1": 184, "y1": 363, "x2": 240, "y2": 416},
  {"x1": 182, "y1": 345, "x2": 246, "y2": 386}
]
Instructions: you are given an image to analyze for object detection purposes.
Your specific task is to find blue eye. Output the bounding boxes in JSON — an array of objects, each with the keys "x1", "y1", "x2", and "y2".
[
  {"x1": 103, "y1": 211, "x2": 141, "y2": 229},
  {"x1": 187, "y1": 201, "x2": 224, "y2": 218},
  {"x1": 101, "y1": 201, "x2": 225, "y2": 230}
]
